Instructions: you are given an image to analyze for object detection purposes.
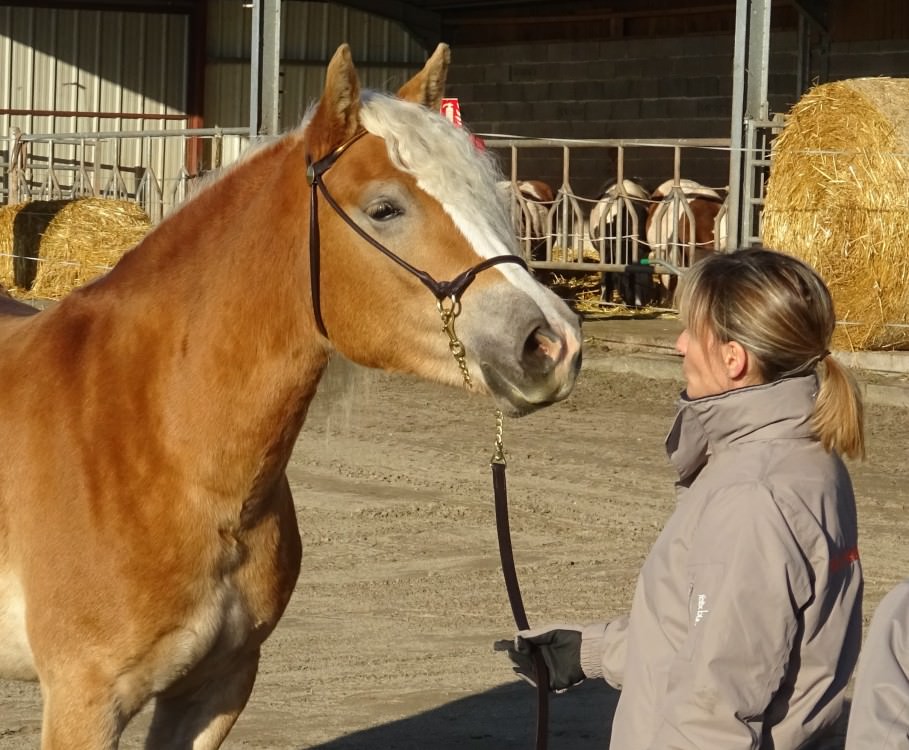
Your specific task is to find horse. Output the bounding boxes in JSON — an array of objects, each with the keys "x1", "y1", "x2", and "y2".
[
  {"x1": 588, "y1": 178, "x2": 656, "y2": 308},
  {"x1": 0, "y1": 43, "x2": 582, "y2": 749},
  {"x1": 497, "y1": 179, "x2": 556, "y2": 261},
  {"x1": 644, "y1": 178, "x2": 727, "y2": 304}
]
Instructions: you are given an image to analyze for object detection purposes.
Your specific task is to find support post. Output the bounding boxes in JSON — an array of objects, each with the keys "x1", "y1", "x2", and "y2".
[
  {"x1": 727, "y1": 0, "x2": 772, "y2": 250},
  {"x1": 8, "y1": 127, "x2": 22, "y2": 205},
  {"x1": 260, "y1": 0, "x2": 281, "y2": 136},
  {"x1": 249, "y1": 0, "x2": 281, "y2": 137},
  {"x1": 249, "y1": 0, "x2": 261, "y2": 138}
]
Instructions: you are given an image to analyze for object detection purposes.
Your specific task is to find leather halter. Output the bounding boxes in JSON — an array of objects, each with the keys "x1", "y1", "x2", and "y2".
[{"x1": 305, "y1": 130, "x2": 528, "y2": 338}]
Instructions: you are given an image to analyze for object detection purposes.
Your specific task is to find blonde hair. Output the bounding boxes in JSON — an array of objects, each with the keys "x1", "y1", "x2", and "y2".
[{"x1": 678, "y1": 247, "x2": 865, "y2": 459}]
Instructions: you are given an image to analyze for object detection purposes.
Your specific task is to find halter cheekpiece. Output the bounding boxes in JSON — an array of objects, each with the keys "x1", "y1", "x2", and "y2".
[{"x1": 305, "y1": 129, "x2": 528, "y2": 338}]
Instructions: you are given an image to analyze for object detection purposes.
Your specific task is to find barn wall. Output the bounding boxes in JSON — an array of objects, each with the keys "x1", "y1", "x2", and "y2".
[
  {"x1": 830, "y1": 0, "x2": 909, "y2": 42},
  {"x1": 827, "y1": 39, "x2": 909, "y2": 79},
  {"x1": 445, "y1": 32, "x2": 909, "y2": 200},
  {"x1": 0, "y1": 0, "x2": 427, "y2": 204},
  {"x1": 0, "y1": 5, "x2": 189, "y2": 135},
  {"x1": 205, "y1": 0, "x2": 427, "y2": 131},
  {"x1": 0, "y1": 0, "x2": 427, "y2": 136},
  {"x1": 3, "y1": 1, "x2": 907, "y2": 210},
  {"x1": 0, "y1": 5, "x2": 191, "y2": 206}
]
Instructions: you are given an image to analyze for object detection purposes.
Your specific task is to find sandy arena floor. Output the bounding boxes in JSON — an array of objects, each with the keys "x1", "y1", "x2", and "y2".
[{"x1": 2, "y1": 335, "x2": 907, "y2": 748}]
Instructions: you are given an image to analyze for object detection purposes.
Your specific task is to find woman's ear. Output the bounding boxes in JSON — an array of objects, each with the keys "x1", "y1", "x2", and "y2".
[{"x1": 723, "y1": 340, "x2": 751, "y2": 381}]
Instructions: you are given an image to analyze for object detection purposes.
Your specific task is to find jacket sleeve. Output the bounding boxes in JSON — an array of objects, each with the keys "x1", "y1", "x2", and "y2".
[
  {"x1": 651, "y1": 482, "x2": 813, "y2": 749},
  {"x1": 580, "y1": 615, "x2": 630, "y2": 689},
  {"x1": 845, "y1": 579, "x2": 909, "y2": 750}
]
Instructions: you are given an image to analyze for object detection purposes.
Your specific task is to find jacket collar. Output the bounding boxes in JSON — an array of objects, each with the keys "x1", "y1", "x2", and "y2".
[{"x1": 665, "y1": 375, "x2": 819, "y2": 483}]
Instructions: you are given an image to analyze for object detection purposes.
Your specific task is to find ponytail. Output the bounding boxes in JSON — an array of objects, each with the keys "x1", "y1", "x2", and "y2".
[{"x1": 813, "y1": 355, "x2": 865, "y2": 460}]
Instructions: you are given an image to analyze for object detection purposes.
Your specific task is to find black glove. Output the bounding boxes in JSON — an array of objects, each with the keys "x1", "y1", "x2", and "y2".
[{"x1": 494, "y1": 624, "x2": 585, "y2": 693}]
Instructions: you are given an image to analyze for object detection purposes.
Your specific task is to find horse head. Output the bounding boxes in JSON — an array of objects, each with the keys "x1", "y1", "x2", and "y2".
[{"x1": 301, "y1": 44, "x2": 581, "y2": 416}]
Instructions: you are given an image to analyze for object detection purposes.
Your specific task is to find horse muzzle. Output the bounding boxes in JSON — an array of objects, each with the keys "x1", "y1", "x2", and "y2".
[{"x1": 465, "y1": 293, "x2": 583, "y2": 417}]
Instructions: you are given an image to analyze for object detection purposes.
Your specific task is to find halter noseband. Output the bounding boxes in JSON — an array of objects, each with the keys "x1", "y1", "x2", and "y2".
[{"x1": 305, "y1": 130, "x2": 528, "y2": 338}]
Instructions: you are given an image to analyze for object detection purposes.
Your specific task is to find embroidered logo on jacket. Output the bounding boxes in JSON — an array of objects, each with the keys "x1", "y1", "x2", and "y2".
[{"x1": 694, "y1": 593, "x2": 710, "y2": 625}]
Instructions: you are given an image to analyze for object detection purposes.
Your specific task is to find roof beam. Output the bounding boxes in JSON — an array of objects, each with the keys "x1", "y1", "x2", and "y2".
[{"x1": 0, "y1": 0, "x2": 198, "y2": 13}]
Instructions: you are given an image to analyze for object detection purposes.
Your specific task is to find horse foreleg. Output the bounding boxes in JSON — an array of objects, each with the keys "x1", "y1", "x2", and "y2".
[
  {"x1": 40, "y1": 676, "x2": 125, "y2": 750},
  {"x1": 143, "y1": 651, "x2": 259, "y2": 750}
]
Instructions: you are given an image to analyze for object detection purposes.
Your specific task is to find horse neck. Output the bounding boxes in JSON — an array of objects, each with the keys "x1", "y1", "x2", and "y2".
[{"x1": 90, "y1": 133, "x2": 327, "y2": 493}]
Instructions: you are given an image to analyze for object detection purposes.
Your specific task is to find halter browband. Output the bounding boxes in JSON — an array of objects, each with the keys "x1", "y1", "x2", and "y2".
[{"x1": 305, "y1": 130, "x2": 528, "y2": 338}]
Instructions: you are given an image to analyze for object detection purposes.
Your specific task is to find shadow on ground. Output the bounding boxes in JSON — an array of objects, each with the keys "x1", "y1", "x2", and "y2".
[{"x1": 305, "y1": 680, "x2": 619, "y2": 750}]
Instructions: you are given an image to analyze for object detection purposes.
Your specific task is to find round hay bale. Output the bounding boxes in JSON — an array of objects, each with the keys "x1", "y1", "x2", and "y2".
[
  {"x1": 0, "y1": 197, "x2": 150, "y2": 299},
  {"x1": 762, "y1": 77, "x2": 909, "y2": 351}
]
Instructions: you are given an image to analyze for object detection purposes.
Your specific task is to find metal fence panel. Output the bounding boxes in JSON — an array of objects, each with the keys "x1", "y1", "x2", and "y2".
[
  {"x1": 0, "y1": 126, "x2": 784, "y2": 314},
  {"x1": 2, "y1": 127, "x2": 250, "y2": 221}
]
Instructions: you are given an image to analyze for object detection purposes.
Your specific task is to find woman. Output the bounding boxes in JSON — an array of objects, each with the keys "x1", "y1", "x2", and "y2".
[
  {"x1": 500, "y1": 247, "x2": 865, "y2": 749},
  {"x1": 844, "y1": 578, "x2": 909, "y2": 750}
]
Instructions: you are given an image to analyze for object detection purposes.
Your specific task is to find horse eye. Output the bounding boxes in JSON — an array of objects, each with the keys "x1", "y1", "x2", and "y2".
[{"x1": 366, "y1": 201, "x2": 402, "y2": 221}]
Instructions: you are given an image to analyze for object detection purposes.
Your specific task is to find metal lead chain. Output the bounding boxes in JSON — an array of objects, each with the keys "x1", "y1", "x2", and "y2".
[
  {"x1": 435, "y1": 296, "x2": 507, "y2": 467},
  {"x1": 492, "y1": 407, "x2": 506, "y2": 466},
  {"x1": 437, "y1": 295, "x2": 472, "y2": 387}
]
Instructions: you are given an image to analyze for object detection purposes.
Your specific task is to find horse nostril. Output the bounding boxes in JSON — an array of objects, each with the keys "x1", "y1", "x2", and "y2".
[{"x1": 522, "y1": 325, "x2": 563, "y2": 374}]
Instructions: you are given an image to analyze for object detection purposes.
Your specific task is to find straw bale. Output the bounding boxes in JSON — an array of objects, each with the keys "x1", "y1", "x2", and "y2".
[
  {"x1": 0, "y1": 207, "x2": 16, "y2": 290},
  {"x1": 0, "y1": 197, "x2": 150, "y2": 299},
  {"x1": 763, "y1": 77, "x2": 909, "y2": 350}
]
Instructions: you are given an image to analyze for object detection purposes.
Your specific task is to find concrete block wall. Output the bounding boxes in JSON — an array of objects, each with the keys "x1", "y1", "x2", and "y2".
[
  {"x1": 445, "y1": 32, "x2": 909, "y2": 201},
  {"x1": 827, "y1": 39, "x2": 909, "y2": 79},
  {"x1": 447, "y1": 35, "x2": 747, "y2": 200}
]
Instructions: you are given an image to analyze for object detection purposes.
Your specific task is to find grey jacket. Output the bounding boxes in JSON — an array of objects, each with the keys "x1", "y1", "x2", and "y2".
[
  {"x1": 845, "y1": 579, "x2": 909, "y2": 750},
  {"x1": 581, "y1": 375, "x2": 862, "y2": 749}
]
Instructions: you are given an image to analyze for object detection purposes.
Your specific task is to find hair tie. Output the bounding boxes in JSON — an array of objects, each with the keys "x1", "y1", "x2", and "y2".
[{"x1": 779, "y1": 349, "x2": 831, "y2": 379}]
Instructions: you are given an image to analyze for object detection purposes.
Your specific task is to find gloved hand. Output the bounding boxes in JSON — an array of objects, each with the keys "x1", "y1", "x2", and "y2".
[{"x1": 494, "y1": 624, "x2": 585, "y2": 693}]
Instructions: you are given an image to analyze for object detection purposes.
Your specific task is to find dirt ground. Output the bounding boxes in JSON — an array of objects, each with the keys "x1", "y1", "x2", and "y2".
[{"x1": 2, "y1": 333, "x2": 908, "y2": 749}]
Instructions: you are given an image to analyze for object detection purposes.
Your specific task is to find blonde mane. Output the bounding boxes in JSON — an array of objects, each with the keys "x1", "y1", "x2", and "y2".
[{"x1": 358, "y1": 92, "x2": 518, "y2": 261}]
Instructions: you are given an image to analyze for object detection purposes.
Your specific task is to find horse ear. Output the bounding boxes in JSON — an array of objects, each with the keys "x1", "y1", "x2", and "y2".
[
  {"x1": 397, "y1": 43, "x2": 450, "y2": 111},
  {"x1": 307, "y1": 43, "x2": 361, "y2": 158}
]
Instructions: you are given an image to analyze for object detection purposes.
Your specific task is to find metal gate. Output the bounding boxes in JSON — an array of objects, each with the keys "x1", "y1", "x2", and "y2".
[
  {"x1": 2, "y1": 126, "x2": 251, "y2": 222},
  {"x1": 488, "y1": 137, "x2": 732, "y2": 277}
]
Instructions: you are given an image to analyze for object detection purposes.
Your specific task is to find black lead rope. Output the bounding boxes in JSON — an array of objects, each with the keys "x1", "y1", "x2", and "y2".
[
  {"x1": 493, "y1": 458, "x2": 550, "y2": 750},
  {"x1": 306, "y1": 130, "x2": 547, "y2": 748}
]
